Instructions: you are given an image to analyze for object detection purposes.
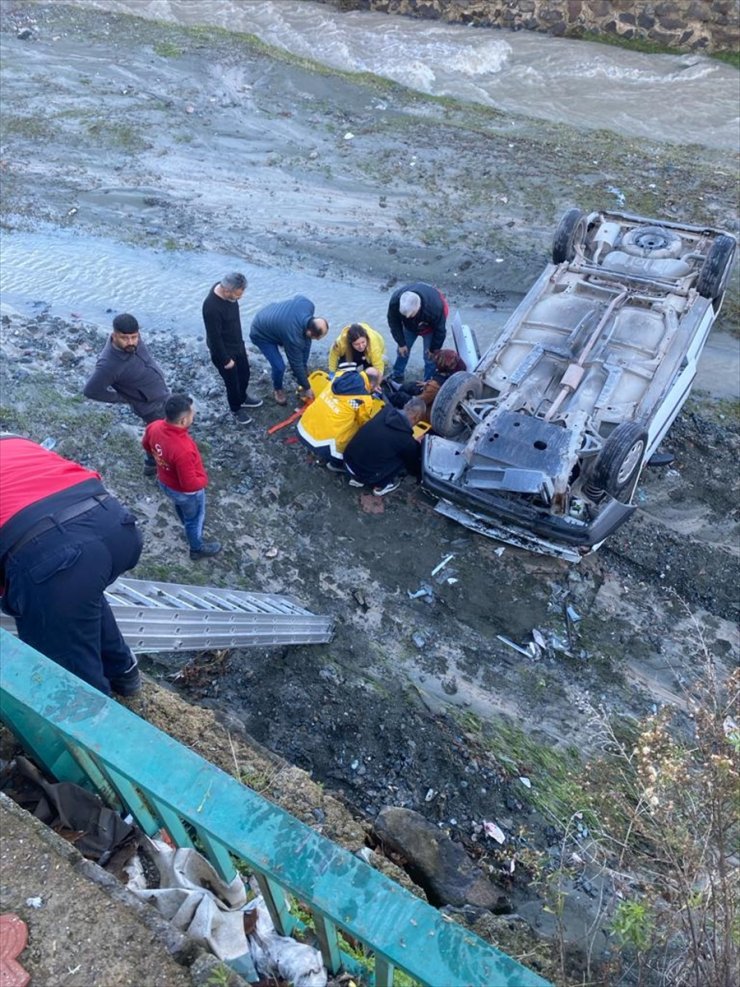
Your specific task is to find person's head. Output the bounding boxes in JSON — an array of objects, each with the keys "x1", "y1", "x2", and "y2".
[
  {"x1": 111, "y1": 313, "x2": 140, "y2": 352},
  {"x1": 307, "y1": 317, "x2": 329, "y2": 340},
  {"x1": 219, "y1": 272, "x2": 247, "y2": 301},
  {"x1": 432, "y1": 348, "x2": 466, "y2": 375},
  {"x1": 399, "y1": 291, "x2": 421, "y2": 318},
  {"x1": 165, "y1": 393, "x2": 195, "y2": 428},
  {"x1": 346, "y1": 323, "x2": 369, "y2": 354},
  {"x1": 403, "y1": 396, "x2": 427, "y2": 426}
]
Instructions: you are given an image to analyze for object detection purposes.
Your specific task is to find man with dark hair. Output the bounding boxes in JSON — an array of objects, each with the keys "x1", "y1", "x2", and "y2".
[
  {"x1": 0, "y1": 435, "x2": 143, "y2": 696},
  {"x1": 142, "y1": 394, "x2": 221, "y2": 560},
  {"x1": 202, "y1": 272, "x2": 262, "y2": 424},
  {"x1": 83, "y1": 312, "x2": 170, "y2": 475},
  {"x1": 249, "y1": 294, "x2": 329, "y2": 406},
  {"x1": 343, "y1": 397, "x2": 427, "y2": 496},
  {"x1": 387, "y1": 282, "x2": 448, "y2": 383}
]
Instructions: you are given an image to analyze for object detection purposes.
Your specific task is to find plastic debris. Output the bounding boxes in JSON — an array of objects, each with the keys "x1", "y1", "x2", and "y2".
[
  {"x1": 40, "y1": 437, "x2": 57, "y2": 450},
  {"x1": 412, "y1": 633, "x2": 426, "y2": 648},
  {"x1": 494, "y1": 546, "x2": 505, "y2": 556},
  {"x1": 407, "y1": 584, "x2": 432, "y2": 599},
  {"x1": 431, "y1": 554, "x2": 454, "y2": 576},
  {"x1": 496, "y1": 634, "x2": 530, "y2": 657},
  {"x1": 519, "y1": 777, "x2": 532, "y2": 789},
  {"x1": 264, "y1": 547, "x2": 278, "y2": 558},
  {"x1": 424, "y1": 788, "x2": 435, "y2": 802},
  {"x1": 24, "y1": 897, "x2": 43, "y2": 909},
  {"x1": 446, "y1": 577, "x2": 458, "y2": 585},
  {"x1": 343, "y1": 132, "x2": 354, "y2": 140},
  {"x1": 246, "y1": 895, "x2": 327, "y2": 987},
  {"x1": 566, "y1": 605, "x2": 582, "y2": 623},
  {"x1": 532, "y1": 629, "x2": 547, "y2": 649},
  {"x1": 482, "y1": 820, "x2": 506, "y2": 844}
]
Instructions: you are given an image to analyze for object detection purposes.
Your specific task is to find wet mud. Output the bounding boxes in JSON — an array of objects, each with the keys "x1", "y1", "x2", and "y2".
[{"x1": 1, "y1": 1, "x2": 738, "y2": 975}]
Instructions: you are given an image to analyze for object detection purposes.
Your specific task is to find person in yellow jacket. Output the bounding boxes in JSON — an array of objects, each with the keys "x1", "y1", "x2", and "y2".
[
  {"x1": 328, "y1": 323, "x2": 386, "y2": 377},
  {"x1": 297, "y1": 363, "x2": 383, "y2": 471}
]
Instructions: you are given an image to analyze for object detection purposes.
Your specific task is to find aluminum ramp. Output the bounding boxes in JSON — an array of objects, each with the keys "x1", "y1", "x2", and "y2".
[{"x1": 0, "y1": 577, "x2": 335, "y2": 655}]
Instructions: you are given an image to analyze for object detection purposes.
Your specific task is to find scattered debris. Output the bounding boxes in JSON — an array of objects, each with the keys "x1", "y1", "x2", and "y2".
[
  {"x1": 407, "y1": 584, "x2": 432, "y2": 600},
  {"x1": 496, "y1": 634, "x2": 530, "y2": 657},
  {"x1": 264, "y1": 547, "x2": 278, "y2": 558},
  {"x1": 430, "y1": 554, "x2": 454, "y2": 576},
  {"x1": 519, "y1": 777, "x2": 532, "y2": 789},
  {"x1": 412, "y1": 633, "x2": 426, "y2": 648},
  {"x1": 482, "y1": 820, "x2": 506, "y2": 844},
  {"x1": 494, "y1": 546, "x2": 506, "y2": 556},
  {"x1": 24, "y1": 897, "x2": 43, "y2": 909},
  {"x1": 566, "y1": 605, "x2": 582, "y2": 623},
  {"x1": 424, "y1": 788, "x2": 435, "y2": 802}
]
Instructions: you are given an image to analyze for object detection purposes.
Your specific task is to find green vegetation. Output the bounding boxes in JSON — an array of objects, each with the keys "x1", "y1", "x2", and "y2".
[
  {"x1": 2, "y1": 115, "x2": 55, "y2": 140},
  {"x1": 153, "y1": 40, "x2": 182, "y2": 58}
]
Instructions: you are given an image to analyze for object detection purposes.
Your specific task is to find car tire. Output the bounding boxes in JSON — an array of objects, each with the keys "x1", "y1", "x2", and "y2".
[
  {"x1": 620, "y1": 226, "x2": 683, "y2": 259},
  {"x1": 696, "y1": 234, "x2": 736, "y2": 303},
  {"x1": 591, "y1": 422, "x2": 648, "y2": 498},
  {"x1": 430, "y1": 371, "x2": 483, "y2": 438},
  {"x1": 552, "y1": 208, "x2": 587, "y2": 264}
]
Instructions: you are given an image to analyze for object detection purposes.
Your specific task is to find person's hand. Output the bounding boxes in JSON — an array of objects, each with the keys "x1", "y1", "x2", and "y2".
[
  {"x1": 398, "y1": 346, "x2": 409, "y2": 358},
  {"x1": 303, "y1": 388, "x2": 314, "y2": 401},
  {"x1": 224, "y1": 359, "x2": 235, "y2": 370}
]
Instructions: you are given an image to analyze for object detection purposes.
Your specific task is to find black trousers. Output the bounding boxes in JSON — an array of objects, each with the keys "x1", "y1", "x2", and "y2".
[
  {"x1": 2, "y1": 496, "x2": 143, "y2": 695},
  {"x1": 213, "y1": 346, "x2": 250, "y2": 412}
]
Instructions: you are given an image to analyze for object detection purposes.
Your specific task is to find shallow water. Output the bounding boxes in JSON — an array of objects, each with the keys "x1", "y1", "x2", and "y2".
[
  {"x1": 0, "y1": 227, "x2": 511, "y2": 361},
  {"x1": 84, "y1": 0, "x2": 740, "y2": 150}
]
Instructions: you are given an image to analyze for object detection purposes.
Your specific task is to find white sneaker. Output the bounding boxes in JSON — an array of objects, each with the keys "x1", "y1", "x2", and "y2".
[
  {"x1": 348, "y1": 478, "x2": 364, "y2": 488},
  {"x1": 372, "y1": 480, "x2": 401, "y2": 496}
]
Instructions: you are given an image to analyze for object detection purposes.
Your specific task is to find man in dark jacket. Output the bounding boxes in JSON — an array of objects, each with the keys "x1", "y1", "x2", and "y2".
[
  {"x1": 344, "y1": 397, "x2": 427, "y2": 496},
  {"x1": 387, "y1": 282, "x2": 448, "y2": 383},
  {"x1": 0, "y1": 435, "x2": 143, "y2": 696},
  {"x1": 202, "y1": 272, "x2": 263, "y2": 424},
  {"x1": 84, "y1": 313, "x2": 170, "y2": 474},
  {"x1": 249, "y1": 294, "x2": 329, "y2": 406}
]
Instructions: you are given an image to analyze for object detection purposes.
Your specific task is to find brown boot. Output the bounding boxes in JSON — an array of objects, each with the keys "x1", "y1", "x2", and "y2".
[{"x1": 274, "y1": 389, "x2": 287, "y2": 406}]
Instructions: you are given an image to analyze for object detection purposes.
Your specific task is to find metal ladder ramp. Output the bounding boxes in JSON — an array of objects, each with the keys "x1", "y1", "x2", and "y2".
[{"x1": 0, "y1": 577, "x2": 334, "y2": 655}]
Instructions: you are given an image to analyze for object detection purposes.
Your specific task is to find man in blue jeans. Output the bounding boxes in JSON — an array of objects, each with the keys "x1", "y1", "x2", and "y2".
[
  {"x1": 249, "y1": 294, "x2": 329, "y2": 406},
  {"x1": 142, "y1": 394, "x2": 221, "y2": 560},
  {"x1": 387, "y1": 282, "x2": 448, "y2": 383}
]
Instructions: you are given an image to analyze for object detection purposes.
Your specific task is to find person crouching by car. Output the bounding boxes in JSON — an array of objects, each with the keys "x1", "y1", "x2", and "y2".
[
  {"x1": 142, "y1": 394, "x2": 221, "y2": 561},
  {"x1": 297, "y1": 363, "x2": 382, "y2": 472},
  {"x1": 387, "y1": 348, "x2": 467, "y2": 419},
  {"x1": 343, "y1": 397, "x2": 427, "y2": 496}
]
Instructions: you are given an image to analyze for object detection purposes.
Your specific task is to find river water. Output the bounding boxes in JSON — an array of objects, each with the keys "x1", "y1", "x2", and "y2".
[{"x1": 85, "y1": 0, "x2": 739, "y2": 150}]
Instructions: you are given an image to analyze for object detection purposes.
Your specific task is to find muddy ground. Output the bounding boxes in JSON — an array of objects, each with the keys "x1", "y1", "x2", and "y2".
[{"x1": 1, "y1": 2, "x2": 738, "y2": 981}]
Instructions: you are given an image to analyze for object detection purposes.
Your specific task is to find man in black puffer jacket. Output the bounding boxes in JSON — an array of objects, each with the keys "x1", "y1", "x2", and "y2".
[{"x1": 343, "y1": 397, "x2": 427, "y2": 496}]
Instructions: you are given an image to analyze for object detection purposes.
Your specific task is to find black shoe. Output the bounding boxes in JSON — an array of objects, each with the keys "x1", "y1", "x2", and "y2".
[
  {"x1": 233, "y1": 408, "x2": 253, "y2": 425},
  {"x1": 190, "y1": 540, "x2": 222, "y2": 560},
  {"x1": 242, "y1": 393, "x2": 263, "y2": 408},
  {"x1": 326, "y1": 461, "x2": 346, "y2": 473},
  {"x1": 143, "y1": 463, "x2": 157, "y2": 476},
  {"x1": 110, "y1": 658, "x2": 142, "y2": 697}
]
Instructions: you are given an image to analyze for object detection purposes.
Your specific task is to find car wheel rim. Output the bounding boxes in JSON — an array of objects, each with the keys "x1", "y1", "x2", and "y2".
[{"x1": 617, "y1": 440, "x2": 645, "y2": 485}]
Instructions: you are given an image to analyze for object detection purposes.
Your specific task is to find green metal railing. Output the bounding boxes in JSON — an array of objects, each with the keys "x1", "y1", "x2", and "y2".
[{"x1": 0, "y1": 630, "x2": 550, "y2": 987}]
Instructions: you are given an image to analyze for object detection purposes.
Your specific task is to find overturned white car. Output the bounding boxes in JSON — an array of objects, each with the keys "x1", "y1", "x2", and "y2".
[{"x1": 423, "y1": 208, "x2": 737, "y2": 561}]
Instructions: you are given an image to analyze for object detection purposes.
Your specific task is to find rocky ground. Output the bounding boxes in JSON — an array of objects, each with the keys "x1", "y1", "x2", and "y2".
[{"x1": 1, "y1": 3, "x2": 738, "y2": 983}]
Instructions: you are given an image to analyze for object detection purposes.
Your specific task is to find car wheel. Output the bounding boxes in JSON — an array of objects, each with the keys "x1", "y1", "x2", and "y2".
[
  {"x1": 696, "y1": 234, "x2": 736, "y2": 303},
  {"x1": 552, "y1": 208, "x2": 587, "y2": 264},
  {"x1": 430, "y1": 371, "x2": 483, "y2": 438},
  {"x1": 591, "y1": 422, "x2": 648, "y2": 498},
  {"x1": 620, "y1": 226, "x2": 683, "y2": 259}
]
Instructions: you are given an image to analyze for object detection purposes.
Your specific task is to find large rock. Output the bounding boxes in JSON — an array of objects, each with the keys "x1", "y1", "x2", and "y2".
[{"x1": 373, "y1": 807, "x2": 509, "y2": 911}]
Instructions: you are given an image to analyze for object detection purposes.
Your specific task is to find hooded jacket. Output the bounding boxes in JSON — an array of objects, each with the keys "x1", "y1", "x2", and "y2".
[
  {"x1": 328, "y1": 323, "x2": 387, "y2": 376},
  {"x1": 297, "y1": 368, "x2": 383, "y2": 458},
  {"x1": 387, "y1": 282, "x2": 448, "y2": 351},
  {"x1": 344, "y1": 405, "x2": 422, "y2": 485},
  {"x1": 249, "y1": 295, "x2": 316, "y2": 390},
  {"x1": 83, "y1": 336, "x2": 169, "y2": 422}
]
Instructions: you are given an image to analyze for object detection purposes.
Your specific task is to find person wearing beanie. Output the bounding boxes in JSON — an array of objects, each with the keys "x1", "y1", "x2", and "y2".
[
  {"x1": 83, "y1": 312, "x2": 170, "y2": 475},
  {"x1": 387, "y1": 281, "x2": 449, "y2": 383}
]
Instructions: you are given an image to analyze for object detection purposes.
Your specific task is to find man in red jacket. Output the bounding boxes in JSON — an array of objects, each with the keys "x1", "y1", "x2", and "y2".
[
  {"x1": 142, "y1": 394, "x2": 221, "y2": 560},
  {"x1": 0, "y1": 435, "x2": 143, "y2": 696}
]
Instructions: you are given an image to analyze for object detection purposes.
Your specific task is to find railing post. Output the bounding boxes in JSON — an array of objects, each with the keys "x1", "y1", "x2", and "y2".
[
  {"x1": 311, "y1": 912, "x2": 342, "y2": 973},
  {"x1": 253, "y1": 873, "x2": 295, "y2": 935}
]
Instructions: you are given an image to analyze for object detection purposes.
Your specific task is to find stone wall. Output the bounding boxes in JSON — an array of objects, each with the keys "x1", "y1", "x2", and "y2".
[{"x1": 318, "y1": 1, "x2": 739, "y2": 53}]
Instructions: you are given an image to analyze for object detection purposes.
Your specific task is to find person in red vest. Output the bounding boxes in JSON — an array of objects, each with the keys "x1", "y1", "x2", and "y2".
[
  {"x1": 0, "y1": 435, "x2": 143, "y2": 696},
  {"x1": 142, "y1": 394, "x2": 221, "y2": 561}
]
